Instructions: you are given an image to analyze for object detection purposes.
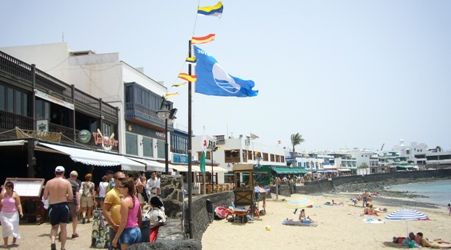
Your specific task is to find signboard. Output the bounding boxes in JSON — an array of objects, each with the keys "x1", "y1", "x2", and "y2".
[
  {"x1": 35, "y1": 89, "x2": 74, "y2": 110},
  {"x1": 92, "y1": 129, "x2": 118, "y2": 151},
  {"x1": 173, "y1": 153, "x2": 188, "y2": 164},
  {"x1": 36, "y1": 120, "x2": 49, "y2": 132},
  {"x1": 201, "y1": 137, "x2": 217, "y2": 151},
  {"x1": 4, "y1": 178, "x2": 45, "y2": 197},
  {"x1": 78, "y1": 129, "x2": 91, "y2": 144}
]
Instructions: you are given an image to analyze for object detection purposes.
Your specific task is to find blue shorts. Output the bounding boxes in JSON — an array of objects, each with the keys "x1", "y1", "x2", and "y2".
[
  {"x1": 48, "y1": 202, "x2": 70, "y2": 225},
  {"x1": 119, "y1": 227, "x2": 142, "y2": 245}
]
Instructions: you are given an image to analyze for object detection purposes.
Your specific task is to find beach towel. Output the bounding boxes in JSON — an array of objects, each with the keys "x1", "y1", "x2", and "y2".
[
  {"x1": 0, "y1": 211, "x2": 20, "y2": 238},
  {"x1": 282, "y1": 219, "x2": 318, "y2": 227},
  {"x1": 363, "y1": 217, "x2": 385, "y2": 224},
  {"x1": 215, "y1": 206, "x2": 233, "y2": 220}
]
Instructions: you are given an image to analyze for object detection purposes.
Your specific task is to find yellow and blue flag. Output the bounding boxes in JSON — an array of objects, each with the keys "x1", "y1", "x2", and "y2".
[
  {"x1": 194, "y1": 46, "x2": 258, "y2": 97},
  {"x1": 198, "y1": 1, "x2": 223, "y2": 17}
]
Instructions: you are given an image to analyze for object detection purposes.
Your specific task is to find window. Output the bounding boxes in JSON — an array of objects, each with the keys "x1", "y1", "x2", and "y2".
[
  {"x1": 242, "y1": 150, "x2": 247, "y2": 162},
  {"x1": 7, "y1": 88, "x2": 13, "y2": 113},
  {"x1": 224, "y1": 150, "x2": 240, "y2": 163},
  {"x1": 263, "y1": 153, "x2": 268, "y2": 161},
  {"x1": 270, "y1": 154, "x2": 275, "y2": 162},
  {"x1": 157, "y1": 139, "x2": 165, "y2": 159},
  {"x1": 0, "y1": 85, "x2": 4, "y2": 111},
  {"x1": 247, "y1": 150, "x2": 253, "y2": 160},
  {"x1": 143, "y1": 137, "x2": 153, "y2": 157},
  {"x1": 281, "y1": 156, "x2": 285, "y2": 162},
  {"x1": 126, "y1": 133, "x2": 138, "y2": 155},
  {"x1": 102, "y1": 122, "x2": 113, "y2": 137}
]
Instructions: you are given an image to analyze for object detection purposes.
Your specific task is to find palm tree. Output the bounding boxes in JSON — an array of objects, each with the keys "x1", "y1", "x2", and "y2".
[{"x1": 290, "y1": 133, "x2": 304, "y2": 154}]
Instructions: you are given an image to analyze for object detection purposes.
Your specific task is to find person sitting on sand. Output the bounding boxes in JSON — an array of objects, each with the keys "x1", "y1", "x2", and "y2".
[
  {"x1": 415, "y1": 232, "x2": 451, "y2": 248},
  {"x1": 298, "y1": 209, "x2": 313, "y2": 223},
  {"x1": 367, "y1": 204, "x2": 379, "y2": 216},
  {"x1": 361, "y1": 203, "x2": 370, "y2": 216}
]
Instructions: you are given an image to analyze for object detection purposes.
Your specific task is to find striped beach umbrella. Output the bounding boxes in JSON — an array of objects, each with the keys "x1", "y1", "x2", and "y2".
[{"x1": 385, "y1": 209, "x2": 429, "y2": 221}]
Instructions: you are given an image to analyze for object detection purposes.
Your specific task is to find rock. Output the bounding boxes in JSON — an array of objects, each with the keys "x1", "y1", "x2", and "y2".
[{"x1": 128, "y1": 239, "x2": 201, "y2": 250}]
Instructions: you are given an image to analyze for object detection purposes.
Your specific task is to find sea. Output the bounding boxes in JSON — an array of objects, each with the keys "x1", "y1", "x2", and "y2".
[{"x1": 387, "y1": 179, "x2": 451, "y2": 207}]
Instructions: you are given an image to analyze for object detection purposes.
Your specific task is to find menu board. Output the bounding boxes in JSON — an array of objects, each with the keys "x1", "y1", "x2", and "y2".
[{"x1": 4, "y1": 178, "x2": 45, "y2": 197}]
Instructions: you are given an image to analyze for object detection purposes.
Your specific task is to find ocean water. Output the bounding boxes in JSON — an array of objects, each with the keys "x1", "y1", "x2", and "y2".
[{"x1": 387, "y1": 179, "x2": 451, "y2": 207}]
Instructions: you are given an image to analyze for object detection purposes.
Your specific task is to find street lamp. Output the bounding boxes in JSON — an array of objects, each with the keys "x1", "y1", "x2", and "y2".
[{"x1": 157, "y1": 97, "x2": 177, "y2": 174}]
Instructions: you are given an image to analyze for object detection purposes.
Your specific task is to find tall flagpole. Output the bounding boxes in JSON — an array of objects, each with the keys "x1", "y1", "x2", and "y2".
[{"x1": 187, "y1": 39, "x2": 193, "y2": 239}]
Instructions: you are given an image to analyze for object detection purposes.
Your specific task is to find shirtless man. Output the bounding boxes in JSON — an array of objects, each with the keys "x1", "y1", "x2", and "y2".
[{"x1": 43, "y1": 166, "x2": 73, "y2": 250}]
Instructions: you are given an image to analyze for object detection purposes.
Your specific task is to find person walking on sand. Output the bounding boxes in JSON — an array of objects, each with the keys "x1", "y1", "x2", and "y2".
[
  {"x1": 68, "y1": 171, "x2": 81, "y2": 239},
  {"x1": 448, "y1": 203, "x2": 450, "y2": 216},
  {"x1": 0, "y1": 181, "x2": 24, "y2": 248},
  {"x1": 43, "y1": 166, "x2": 74, "y2": 250},
  {"x1": 103, "y1": 171, "x2": 126, "y2": 250}
]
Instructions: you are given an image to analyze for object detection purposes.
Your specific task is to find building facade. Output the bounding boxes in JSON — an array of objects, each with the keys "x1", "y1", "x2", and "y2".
[{"x1": 2, "y1": 43, "x2": 176, "y2": 170}]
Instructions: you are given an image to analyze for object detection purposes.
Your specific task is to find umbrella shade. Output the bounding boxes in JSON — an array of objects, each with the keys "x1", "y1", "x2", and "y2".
[
  {"x1": 385, "y1": 209, "x2": 429, "y2": 221},
  {"x1": 286, "y1": 198, "x2": 313, "y2": 208}
]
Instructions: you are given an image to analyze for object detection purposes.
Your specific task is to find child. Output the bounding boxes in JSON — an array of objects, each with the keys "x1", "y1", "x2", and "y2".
[{"x1": 144, "y1": 197, "x2": 166, "y2": 242}]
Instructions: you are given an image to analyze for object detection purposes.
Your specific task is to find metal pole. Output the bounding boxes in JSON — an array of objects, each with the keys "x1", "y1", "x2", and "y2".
[
  {"x1": 187, "y1": 40, "x2": 193, "y2": 239},
  {"x1": 211, "y1": 150, "x2": 214, "y2": 184},
  {"x1": 165, "y1": 118, "x2": 169, "y2": 174},
  {"x1": 71, "y1": 84, "x2": 76, "y2": 142}
]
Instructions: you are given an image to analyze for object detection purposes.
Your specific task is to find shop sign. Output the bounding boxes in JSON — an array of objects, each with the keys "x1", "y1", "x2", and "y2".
[{"x1": 92, "y1": 129, "x2": 118, "y2": 151}]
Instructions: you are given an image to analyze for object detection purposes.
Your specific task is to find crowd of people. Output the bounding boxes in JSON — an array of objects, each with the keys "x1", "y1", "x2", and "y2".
[{"x1": 39, "y1": 166, "x2": 166, "y2": 250}]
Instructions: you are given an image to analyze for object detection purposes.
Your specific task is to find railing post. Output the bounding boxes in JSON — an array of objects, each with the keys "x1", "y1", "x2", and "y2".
[
  {"x1": 31, "y1": 64, "x2": 36, "y2": 131},
  {"x1": 99, "y1": 98, "x2": 103, "y2": 132}
]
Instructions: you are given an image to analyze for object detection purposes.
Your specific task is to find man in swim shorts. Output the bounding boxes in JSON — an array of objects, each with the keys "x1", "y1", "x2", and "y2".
[{"x1": 43, "y1": 166, "x2": 74, "y2": 250}]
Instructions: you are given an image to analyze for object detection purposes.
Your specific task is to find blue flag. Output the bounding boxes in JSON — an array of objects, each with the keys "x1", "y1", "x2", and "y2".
[{"x1": 194, "y1": 46, "x2": 258, "y2": 97}]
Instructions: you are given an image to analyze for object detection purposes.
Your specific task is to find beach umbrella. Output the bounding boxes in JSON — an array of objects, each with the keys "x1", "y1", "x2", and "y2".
[
  {"x1": 286, "y1": 197, "x2": 314, "y2": 209},
  {"x1": 385, "y1": 209, "x2": 429, "y2": 233},
  {"x1": 385, "y1": 209, "x2": 429, "y2": 221}
]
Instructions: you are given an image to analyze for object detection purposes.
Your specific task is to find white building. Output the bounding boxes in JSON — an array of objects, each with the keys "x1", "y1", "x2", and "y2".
[
  {"x1": 392, "y1": 140, "x2": 428, "y2": 165},
  {"x1": 191, "y1": 134, "x2": 286, "y2": 183},
  {"x1": 2, "y1": 43, "x2": 172, "y2": 168}
]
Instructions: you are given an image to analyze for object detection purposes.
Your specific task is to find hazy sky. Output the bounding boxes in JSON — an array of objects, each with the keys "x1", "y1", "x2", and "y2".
[{"x1": 1, "y1": 0, "x2": 451, "y2": 151}]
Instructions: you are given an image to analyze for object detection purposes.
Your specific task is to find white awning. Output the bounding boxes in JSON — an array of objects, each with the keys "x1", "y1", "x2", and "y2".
[
  {"x1": 210, "y1": 167, "x2": 230, "y2": 173},
  {"x1": 127, "y1": 157, "x2": 171, "y2": 173},
  {"x1": 0, "y1": 140, "x2": 26, "y2": 147},
  {"x1": 170, "y1": 164, "x2": 201, "y2": 172},
  {"x1": 39, "y1": 142, "x2": 145, "y2": 171}
]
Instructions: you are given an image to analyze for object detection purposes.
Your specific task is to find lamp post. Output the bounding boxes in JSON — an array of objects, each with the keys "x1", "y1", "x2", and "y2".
[{"x1": 157, "y1": 98, "x2": 177, "y2": 175}]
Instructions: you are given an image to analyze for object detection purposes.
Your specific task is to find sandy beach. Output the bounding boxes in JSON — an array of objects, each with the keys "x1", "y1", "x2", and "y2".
[{"x1": 202, "y1": 193, "x2": 451, "y2": 250}]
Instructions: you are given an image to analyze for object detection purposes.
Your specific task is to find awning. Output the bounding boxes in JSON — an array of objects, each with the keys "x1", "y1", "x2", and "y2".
[
  {"x1": 0, "y1": 140, "x2": 26, "y2": 146},
  {"x1": 39, "y1": 142, "x2": 145, "y2": 171},
  {"x1": 338, "y1": 168, "x2": 352, "y2": 172},
  {"x1": 170, "y1": 164, "x2": 201, "y2": 172},
  {"x1": 128, "y1": 157, "x2": 170, "y2": 172},
  {"x1": 272, "y1": 167, "x2": 308, "y2": 175}
]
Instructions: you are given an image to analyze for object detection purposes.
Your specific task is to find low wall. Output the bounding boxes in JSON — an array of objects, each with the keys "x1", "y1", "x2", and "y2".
[
  {"x1": 187, "y1": 191, "x2": 234, "y2": 240},
  {"x1": 294, "y1": 169, "x2": 451, "y2": 194}
]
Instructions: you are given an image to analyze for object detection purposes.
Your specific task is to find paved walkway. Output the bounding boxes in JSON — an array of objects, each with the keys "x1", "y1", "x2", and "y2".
[{"x1": 4, "y1": 222, "x2": 93, "y2": 250}]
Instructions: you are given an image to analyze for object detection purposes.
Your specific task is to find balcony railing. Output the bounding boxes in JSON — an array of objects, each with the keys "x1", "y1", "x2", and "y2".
[{"x1": 0, "y1": 51, "x2": 118, "y2": 124}]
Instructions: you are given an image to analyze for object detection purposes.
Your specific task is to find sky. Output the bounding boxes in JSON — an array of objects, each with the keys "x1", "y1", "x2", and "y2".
[{"x1": 1, "y1": 0, "x2": 451, "y2": 152}]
